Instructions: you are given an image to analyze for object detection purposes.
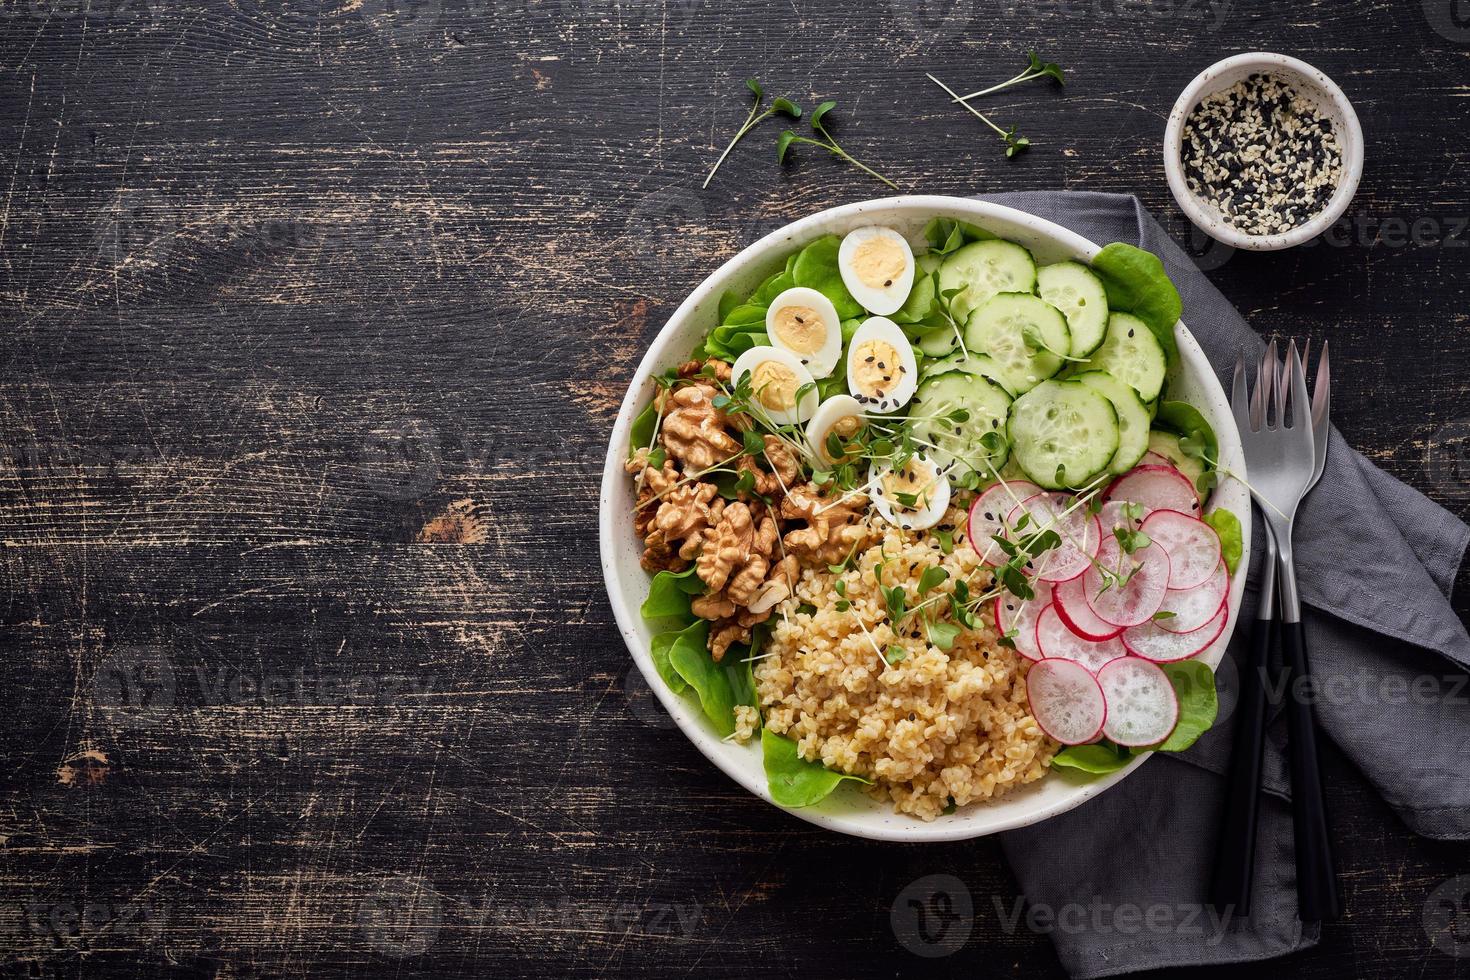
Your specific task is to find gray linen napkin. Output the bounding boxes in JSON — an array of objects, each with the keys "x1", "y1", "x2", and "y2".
[{"x1": 978, "y1": 192, "x2": 1470, "y2": 977}]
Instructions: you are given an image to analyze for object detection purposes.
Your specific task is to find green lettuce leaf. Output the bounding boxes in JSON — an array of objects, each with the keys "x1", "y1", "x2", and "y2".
[
  {"x1": 669, "y1": 633, "x2": 740, "y2": 737},
  {"x1": 762, "y1": 729, "x2": 870, "y2": 807},
  {"x1": 1155, "y1": 660, "x2": 1219, "y2": 752},
  {"x1": 649, "y1": 619, "x2": 705, "y2": 696},
  {"x1": 790, "y1": 234, "x2": 864, "y2": 319},
  {"x1": 640, "y1": 566, "x2": 706, "y2": 620},
  {"x1": 1050, "y1": 742, "x2": 1135, "y2": 775},
  {"x1": 1203, "y1": 508, "x2": 1244, "y2": 576},
  {"x1": 1091, "y1": 243, "x2": 1182, "y2": 362}
]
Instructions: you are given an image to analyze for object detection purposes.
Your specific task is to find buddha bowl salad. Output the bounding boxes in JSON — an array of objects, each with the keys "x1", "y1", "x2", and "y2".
[{"x1": 625, "y1": 218, "x2": 1243, "y2": 820}]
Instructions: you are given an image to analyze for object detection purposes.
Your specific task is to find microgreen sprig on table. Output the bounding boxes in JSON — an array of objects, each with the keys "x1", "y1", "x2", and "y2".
[
  {"x1": 926, "y1": 74, "x2": 1031, "y2": 158},
  {"x1": 926, "y1": 52, "x2": 1064, "y2": 158},
  {"x1": 949, "y1": 51, "x2": 1064, "y2": 102},
  {"x1": 777, "y1": 101, "x2": 900, "y2": 190},
  {"x1": 705, "y1": 78, "x2": 803, "y2": 189}
]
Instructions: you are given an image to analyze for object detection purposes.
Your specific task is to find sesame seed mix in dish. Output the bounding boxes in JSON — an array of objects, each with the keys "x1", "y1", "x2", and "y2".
[
  {"x1": 1181, "y1": 73, "x2": 1343, "y2": 236},
  {"x1": 626, "y1": 218, "x2": 1237, "y2": 820}
]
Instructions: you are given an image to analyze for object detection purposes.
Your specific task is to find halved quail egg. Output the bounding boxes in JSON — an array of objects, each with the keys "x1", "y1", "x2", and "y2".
[
  {"x1": 765, "y1": 286, "x2": 842, "y2": 378},
  {"x1": 838, "y1": 226, "x2": 915, "y2": 316},
  {"x1": 870, "y1": 453, "x2": 951, "y2": 531},
  {"x1": 731, "y1": 346, "x2": 819, "y2": 427},
  {"x1": 806, "y1": 394, "x2": 867, "y2": 467},
  {"x1": 845, "y1": 316, "x2": 918, "y2": 414}
]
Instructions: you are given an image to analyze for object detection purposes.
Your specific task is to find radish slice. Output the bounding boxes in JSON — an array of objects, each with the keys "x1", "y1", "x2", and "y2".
[
  {"x1": 1026, "y1": 658, "x2": 1107, "y2": 745},
  {"x1": 1155, "y1": 560, "x2": 1228, "y2": 633},
  {"x1": 1141, "y1": 451, "x2": 1174, "y2": 468},
  {"x1": 1123, "y1": 601, "x2": 1228, "y2": 662},
  {"x1": 1053, "y1": 574, "x2": 1124, "y2": 641},
  {"x1": 1036, "y1": 604, "x2": 1127, "y2": 673},
  {"x1": 968, "y1": 479, "x2": 1042, "y2": 565},
  {"x1": 1141, "y1": 509, "x2": 1223, "y2": 590},
  {"x1": 1005, "y1": 492, "x2": 1102, "y2": 583},
  {"x1": 1082, "y1": 536, "x2": 1171, "y2": 628},
  {"x1": 1105, "y1": 465, "x2": 1201, "y2": 516},
  {"x1": 994, "y1": 581, "x2": 1053, "y2": 662},
  {"x1": 1097, "y1": 657, "x2": 1180, "y2": 747},
  {"x1": 1096, "y1": 500, "x2": 1151, "y2": 537}
]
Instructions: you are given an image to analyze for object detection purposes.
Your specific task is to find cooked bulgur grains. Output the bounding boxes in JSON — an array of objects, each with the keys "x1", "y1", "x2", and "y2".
[
  {"x1": 754, "y1": 507, "x2": 1056, "y2": 821},
  {"x1": 1181, "y1": 73, "x2": 1342, "y2": 236}
]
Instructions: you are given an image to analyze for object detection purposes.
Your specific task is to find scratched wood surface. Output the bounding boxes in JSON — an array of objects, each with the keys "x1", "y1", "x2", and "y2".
[{"x1": 1, "y1": 0, "x2": 1468, "y2": 976}]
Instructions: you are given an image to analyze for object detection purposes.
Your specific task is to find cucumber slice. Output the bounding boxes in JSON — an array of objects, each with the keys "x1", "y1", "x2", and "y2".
[
  {"x1": 910, "y1": 371, "x2": 1013, "y2": 475},
  {"x1": 1075, "y1": 371, "x2": 1150, "y2": 474},
  {"x1": 1008, "y1": 380, "x2": 1120, "y2": 490},
  {"x1": 919, "y1": 351, "x2": 1015, "y2": 393},
  {"x1": 938, "y1": 240, "x2": 1037, "y2": 324},
  {"x1": 1148, "y1": 431, "x2": 1206, "y2": 487},
  {"x1": 915, "y1": 326, "x2": 962, "y2": 357},
  {"x1": 1082, "y1": 312, "x2": 1167, "y2": 403},
  {"x1": 1037, "y1": 261, "x2": 1109, "y2": 358},
  {"x1": 963, "y1": 293, "x2": 1071, "y2": 395}
]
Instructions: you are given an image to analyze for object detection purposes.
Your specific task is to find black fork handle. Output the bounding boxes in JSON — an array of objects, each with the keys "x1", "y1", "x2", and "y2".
[
  {"x1": 1210, "y1": 612, "x2": 1273, "y2": 916},
  {"x1": 1282, "y1": 619, "x2": 1342, "y2": 923}
]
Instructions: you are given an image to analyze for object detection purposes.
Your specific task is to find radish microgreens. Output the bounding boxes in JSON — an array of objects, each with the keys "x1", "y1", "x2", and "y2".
[
  {"x1": 705, "y1": 78, "x2": 802, "y2": 189},
  {"x1": 926, "y1": 73, "x2": 1032, "y2": 158},
  {"x1": 777, "y1": 101, "x2": 900, "y2": 190},
  {"x1": 927, "y1": 53, "x2": 1062, "y2": 158},
  {"x1": 949, "y1": 51, "x2": 1065, "y2": 102}
]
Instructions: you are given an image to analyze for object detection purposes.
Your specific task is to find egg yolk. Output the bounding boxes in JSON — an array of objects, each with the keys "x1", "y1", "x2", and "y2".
[
  {"x1": 771, "y1": 304, "x2": 826, "y2": 355},
  {"x1": 883, "y1": 463, "x2": 936, "y2": 511},
  {"x1": 851, "y1": 339, "x2": 900, "y2": 396},
  {"x1": 752, "y1": 360, "x2": 800, "y2": 412},
  {"x1": 852, "y1": 236, "x2": 907, "y2": 290},
  {"x1": 821, "y1": 414, "x2": 863, "y2": 463}
]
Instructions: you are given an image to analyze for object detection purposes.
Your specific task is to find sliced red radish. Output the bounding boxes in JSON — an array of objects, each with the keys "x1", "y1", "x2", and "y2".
[
  {"x1": 968, "y1": 479, "x2": 1042, "y2": 565},
  {"x1": 1053, "y1": 574, "x2": 1124, "y2": 641},
  {"x1": 1123, "y1": 602, "x2": 1228, "y2": 662},
  {"x1": 1106, "y1": 465, "x2": 1201, "y2": 516},
  {"x1": 1082, "y1": 535, "x2": 1171, "y2": 628},
  {"x1": 1005, "y1": 492, "x2": 1102, "y2": 583},
  {"x1": 994, "y1": 580, "x2": 1053, "y2": 662},
  {"x1": 1141, "y1": 509, "x2": 1223, "y2": 590},
  {"x1": 1141, "y1": 451, "x2": 1174, "y2": 468},
  {"x1": 1026, "y1": 658, "x2": 1107, "y2": 745},
  {"x1": 1097, "y1": 657, "x2": 1180, "y2": 747},
  {"x1": 1036, "y1": 604, "x2": 1127, "y2": 673},
  {"x1": 1155, "y1": 560, "x2": 1228, "y2": 633},
  {"x1": 1096, "y1": 500, "x2": 1152, "y2": 537}
]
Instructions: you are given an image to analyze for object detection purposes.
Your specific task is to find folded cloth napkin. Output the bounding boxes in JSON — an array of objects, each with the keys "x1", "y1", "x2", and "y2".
[{"x1": 981, "y1": 191, "x2": 1470, "y2": 978}]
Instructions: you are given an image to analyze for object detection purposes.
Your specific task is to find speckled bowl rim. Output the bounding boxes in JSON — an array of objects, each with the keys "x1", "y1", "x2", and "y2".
[
  {"x1": 1164, "y1": 52, "x2": 1364, "y2": 252},
  {"x1": 599, "y1": 196, "x2": 1251, "y2": 842}
]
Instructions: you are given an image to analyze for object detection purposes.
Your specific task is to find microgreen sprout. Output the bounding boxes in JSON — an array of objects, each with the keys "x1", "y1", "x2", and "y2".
[
  {"x1": 926, "y1": 72, "x2": 1034, "y2": 158},
  {"x1": 949, "y1": 51, "x2": 1064, "y2": 102},
  {"x1": 777, "y1": 101, "x2": 900, "y2": 190},
  {"x1": 705, "y1": 78, "x2": 802, "y2": 189}
]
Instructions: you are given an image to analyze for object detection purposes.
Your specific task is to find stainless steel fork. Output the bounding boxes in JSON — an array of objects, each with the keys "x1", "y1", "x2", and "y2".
[{"x1": 1214, "y1": 340, "x2": 1340, "y2": 923}]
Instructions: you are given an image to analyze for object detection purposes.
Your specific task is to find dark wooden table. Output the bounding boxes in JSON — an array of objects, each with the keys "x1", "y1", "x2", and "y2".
[{"x1": 2, "y1": 1, "x2": 1468, "y2": 976}]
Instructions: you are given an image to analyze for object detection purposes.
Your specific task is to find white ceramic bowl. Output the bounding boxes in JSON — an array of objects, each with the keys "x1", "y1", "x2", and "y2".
[
  {"x1": 1164, "y1": 52, "x2": 1363, "y2": 252},
  {"x1": 599, "y1": 196, "x2": 1251, "y2": 842}
]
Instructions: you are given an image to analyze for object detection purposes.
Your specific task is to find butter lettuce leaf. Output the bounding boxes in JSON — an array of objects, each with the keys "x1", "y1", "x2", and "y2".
[{"x1": 762, "y1": 729, "x2": 870, "y2": 807}]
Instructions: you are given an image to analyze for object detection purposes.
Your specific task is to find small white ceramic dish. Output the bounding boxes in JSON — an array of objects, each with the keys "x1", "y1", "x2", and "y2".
[
  {"x1": 1164, "y1": 52, "x2": 1363, "y2": 252},
  {"x1": 599, "y1": 196, "x2": 1251, "y2": 841}
]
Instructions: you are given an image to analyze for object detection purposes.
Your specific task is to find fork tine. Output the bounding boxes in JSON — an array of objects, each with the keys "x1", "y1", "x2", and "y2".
[
  {"x1": 1311, "y1": 339, "x2": 1331, "y2": 430},
  {"x1": 1232, "y1": 358, "x2": 1251, "y2": 432},
  {"x1": 1259, "y1": 339, "x2": 1279, "y2": 428},
  {"x1": 1287, "y1": 339, "x2": 1309, "y2": 429}
]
